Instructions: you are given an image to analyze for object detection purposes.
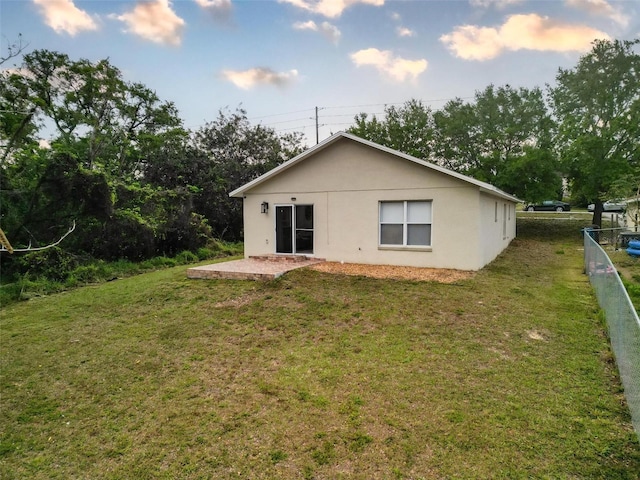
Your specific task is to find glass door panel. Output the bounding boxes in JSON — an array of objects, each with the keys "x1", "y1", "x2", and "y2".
[{"x1": 276, "y1": 205, "x2": 293, "y2": 254}]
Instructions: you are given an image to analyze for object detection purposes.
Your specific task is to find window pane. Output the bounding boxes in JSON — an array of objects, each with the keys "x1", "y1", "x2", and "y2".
[
  {"x1": 407, "y1": 201, "x2": 431, "y2": 223},
  {"x1": 381, "y1": 224, "x2": 403, "y2": 245},
  {"x1": 276, "y1": 206, "x2": 293, "y2": 254},
  {"x1": 296, "y1": 205, "x2": 313, "y2": 229},
  {"x1": 407, "y1": 224, "x2": 431, "y2": 246},
  {"x1": 380, "y1": 202, "x2": 404, "y2": 223},
  {"x1": 295, "y1": 230, "x2": 313, "y2": 254}
]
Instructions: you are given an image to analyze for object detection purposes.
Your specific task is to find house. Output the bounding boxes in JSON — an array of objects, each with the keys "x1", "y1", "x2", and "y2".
[
  {"x1": 229, "y1": 132, "x2": 520, "y2": 271},
  {"x1": 625, "y1": 199, "x2": 640, "y2": 231}
]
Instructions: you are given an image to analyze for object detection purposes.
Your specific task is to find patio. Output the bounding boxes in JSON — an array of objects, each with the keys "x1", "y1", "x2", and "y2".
[{"x1": 186, "y1": 255, "x2": 325, "y2": 281}]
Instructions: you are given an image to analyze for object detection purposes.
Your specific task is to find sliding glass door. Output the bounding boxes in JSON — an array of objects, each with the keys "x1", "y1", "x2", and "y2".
[{"x1": 275, "y1": 205, "x2": 313, "y2": 254}]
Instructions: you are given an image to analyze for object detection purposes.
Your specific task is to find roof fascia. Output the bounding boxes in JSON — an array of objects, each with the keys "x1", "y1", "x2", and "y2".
[
  {"x1": 342, "y1": 132, "x2": 522, "y2": 203},
  {"x1": 229, "y1": 132, "x2": 347, "y2": 198}
]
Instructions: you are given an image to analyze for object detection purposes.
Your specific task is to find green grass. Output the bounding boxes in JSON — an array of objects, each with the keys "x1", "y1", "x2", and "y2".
[{"x1": 1, "y1": 218, "x2": 639, "y2": 478}]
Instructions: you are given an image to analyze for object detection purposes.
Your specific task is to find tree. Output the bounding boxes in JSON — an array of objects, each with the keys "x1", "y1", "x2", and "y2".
[
  {"x1": 348, "y1": 99, "x2": 435, "y2": 160},
  {"x1": 431, "y1": 98, "x2": 480, "y2": 173},
  {"x1": 1, "y1": 50, "x2": 184, "y2": 177},
  {"x1": 348, "y1": 92, "x2": 559, "y2": 200},
  {"x1": 0, "y1": 49, "x2": 197, "y2": 262},
  {"x1": 163, "y1": 107, "x2": 305, "y2": 240},
  {"x1": 551, "y1": 39, "x2": 640, "y2": 227},
  {"x1": 433, "y1": 85, "x2": 560, "y2": 200}
]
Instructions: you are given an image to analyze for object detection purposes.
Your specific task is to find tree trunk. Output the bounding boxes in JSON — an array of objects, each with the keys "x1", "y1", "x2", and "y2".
[{"x1": 591, "y1": 200, "x2": 603, "y2": 228}]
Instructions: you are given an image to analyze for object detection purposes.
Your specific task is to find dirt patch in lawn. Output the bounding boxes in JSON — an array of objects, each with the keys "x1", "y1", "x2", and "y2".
[{"x1": 308, "y1": 262, "x2": 475, "y2": 283}]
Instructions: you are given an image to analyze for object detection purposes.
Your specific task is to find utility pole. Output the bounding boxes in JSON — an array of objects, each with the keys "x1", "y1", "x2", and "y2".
[{"x1": 315, "y1": 106, "x2": 319, "y2": 145}]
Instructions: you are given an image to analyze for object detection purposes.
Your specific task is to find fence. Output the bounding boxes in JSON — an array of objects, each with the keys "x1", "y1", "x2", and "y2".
[
  {"x1": 584, "y1": 229, "x2": 640, "y2": 441},
  {"x1": 585, "y1": 226, "x2": 640, "y2": 249}
]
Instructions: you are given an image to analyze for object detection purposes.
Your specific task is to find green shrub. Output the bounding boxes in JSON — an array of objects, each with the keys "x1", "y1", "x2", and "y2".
[
  {"x1": 0, "y1": 275, "x2": 66, "y2": 303},
  {"x1": 110, "y1": 259, "x2": 140, "y2": 276},
  {"x1": 175, "y1": 250, "x2": 198, "y2": 264},
  {"x1": 196, "y1": 247, "x2": 215, "y2": 260},
  {"x1": 216, "y1": 241, "x2": 243, "y2": 256},
  {"x1": 16, "y1": 247, "x2": 78, "y2": 282},
  {"x1": 1, "y1": 240, "x2": 237, "y2": 306},
  {"x1": 0, "y1": 282, "x2": 23, "y2": 305},
  {"x1": 141, "y1": 256, "x2": 177, "y2": 269},
  {"x1": 72, "y1": 263, "x2": 108, "y2": 283}
]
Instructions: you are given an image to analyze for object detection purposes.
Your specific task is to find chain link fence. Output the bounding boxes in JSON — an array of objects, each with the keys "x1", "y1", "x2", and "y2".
[
  {"x1": 584, "y1": 226, "x2": 640, "y2": 249},
  {"x1": 584, "y1": 229, "x2": 640, "y2": 442}
]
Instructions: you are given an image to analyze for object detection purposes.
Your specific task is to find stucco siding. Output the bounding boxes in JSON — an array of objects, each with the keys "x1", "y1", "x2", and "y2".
[
  {"x1": 242, "y1": 189, "x2": 485, "y2": 269},
  {"x1": 241, "y1": 139, "x2": 492, "y2": 270},
  {"x1": 247, "y1": 139, "x2": 465, "y2": 195},
  {"x1": 237, "y1": 135, "x2": 518, "y2": 271},
  {"x1": 478, "y1": 192, "x2": 516, "y2": 266}
]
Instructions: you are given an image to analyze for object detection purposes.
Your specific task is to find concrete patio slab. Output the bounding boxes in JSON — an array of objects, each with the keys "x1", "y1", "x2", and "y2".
[{"x1": 186, "y1": 256, "x2": 325, "y2": 281}]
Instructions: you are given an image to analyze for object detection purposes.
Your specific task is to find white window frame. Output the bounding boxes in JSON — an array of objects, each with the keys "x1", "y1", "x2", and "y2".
[{"x1": 379, "y1": 200, "x2": 432, "y2": 249}]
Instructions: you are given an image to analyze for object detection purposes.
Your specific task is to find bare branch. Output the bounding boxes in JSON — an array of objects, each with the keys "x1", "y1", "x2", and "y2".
[
  {"x1": 0, "y1": 34, "x2": 29, "y2": 66},
  {"x1": 0, "y1": 221, "x2": 76, "y2": 253}
]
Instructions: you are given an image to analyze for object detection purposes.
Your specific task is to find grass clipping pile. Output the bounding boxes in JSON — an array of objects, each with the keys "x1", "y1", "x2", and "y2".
[{"x1": 309, "y1": 262, "x2": 474, "y2": 283}]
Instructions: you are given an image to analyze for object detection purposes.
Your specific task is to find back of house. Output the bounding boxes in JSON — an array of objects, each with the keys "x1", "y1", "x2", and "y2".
[{"x1": 231, "y1": 132, "x2": 519, "y2": 271}]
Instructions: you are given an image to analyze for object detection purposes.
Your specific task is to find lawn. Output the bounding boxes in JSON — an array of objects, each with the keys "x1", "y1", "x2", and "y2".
[{"x1": 1, "y1": 218, "x2": 639, "y2": 479}]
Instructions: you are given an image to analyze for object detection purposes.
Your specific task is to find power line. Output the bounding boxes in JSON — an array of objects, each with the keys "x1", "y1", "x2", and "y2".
[
  {"x1": 144, "y1": 96, "x2": 481, "y2": 137},
  {"x1": 248, "y1": 107, "x2": 314, "y2": 121},
  {"x1": 321, "y1": 111, "x2": 387, "y2": 119},
  {"x1": 274, "y1": 124, "x2": 316, "y2": 133},
  {"x1": 255, "y1": 115, "x2": 313, "y2": 126},
  {"x1": 257, "y1": 96, "x2": 476, "y2": 132},
  {"x1": 322, "y1": 101, "x2": 406, "y2": 110},
  {"x1": 320, "y1": 97, "x2": 473, "y2": 111}
]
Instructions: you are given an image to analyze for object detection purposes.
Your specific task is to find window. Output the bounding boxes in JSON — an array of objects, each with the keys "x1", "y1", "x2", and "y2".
[
  {"x1": 380, "y1": 201, "x2": 432, "y2": 247},
  {"x1": 503, "y1": 203, "x2": 507, "y2": 239}
]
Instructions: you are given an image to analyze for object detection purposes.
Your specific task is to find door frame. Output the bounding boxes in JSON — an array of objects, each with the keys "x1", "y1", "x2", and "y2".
[{"x1": 274, "y1": 204, "x2": 314, "y2": 255}]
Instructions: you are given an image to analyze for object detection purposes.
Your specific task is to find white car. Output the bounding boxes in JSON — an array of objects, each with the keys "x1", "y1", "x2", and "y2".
[{"x1": 587, "y1": 200, "x2": 626, "y2": 212}]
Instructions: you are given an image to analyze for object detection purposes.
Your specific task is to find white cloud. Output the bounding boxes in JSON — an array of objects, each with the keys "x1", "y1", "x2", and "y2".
[
  {"x1": 350, "y1": 48, "x2": 427, "y2": 82},
  {"x1": 440, "y1": 13, "x2": 610, "y2": 60},
  {"x1": 396, "y1": 27, "x2": 415, "y2": 38},
  {"x1": 32, "y1": 0, "x2": 98, "y2": 36},
  {"x1": 194, "y1": 0, "x2": 233, "y2": 23},
  {"x1": 293, "y1": 20, "x2": 317, "y2": 31},
  {"x1": 470, "y1": 0, "x2": 524, "y2": 8},
  {"x1": 293, "y1": 20, "x2": 341, "y2": 43},
  {"x1": 221, "y1": 67, "x2": 299, "y2": 90},
  {"x1": 441, "y1": 26, "x2": 502, "y2": 60},
  {"x1": 115, "y1": 0, "x2": 185, "y2": 46},
  {"x1": 278, "y1": 0, "x2": 384, "y2": 18},
  {"x1": 390, "y1": 11, "x2": 414, "y2": 38},
  {"x1": 565, "y1": 0, "x2": 629, "y2": 27}
]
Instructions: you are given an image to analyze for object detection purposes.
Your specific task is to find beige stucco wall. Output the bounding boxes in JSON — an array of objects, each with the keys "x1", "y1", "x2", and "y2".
[
  {"x1": 478, "y1": 193, "x2": 517, "y2": 266},
  {"x1": 240, "y1": 138, "x2": 516, "y2": 271}
]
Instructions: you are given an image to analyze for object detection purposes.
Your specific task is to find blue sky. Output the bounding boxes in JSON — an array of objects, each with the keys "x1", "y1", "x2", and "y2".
[{"x1": 1, "y1": 0, "x2": 639, "y2": 144}]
